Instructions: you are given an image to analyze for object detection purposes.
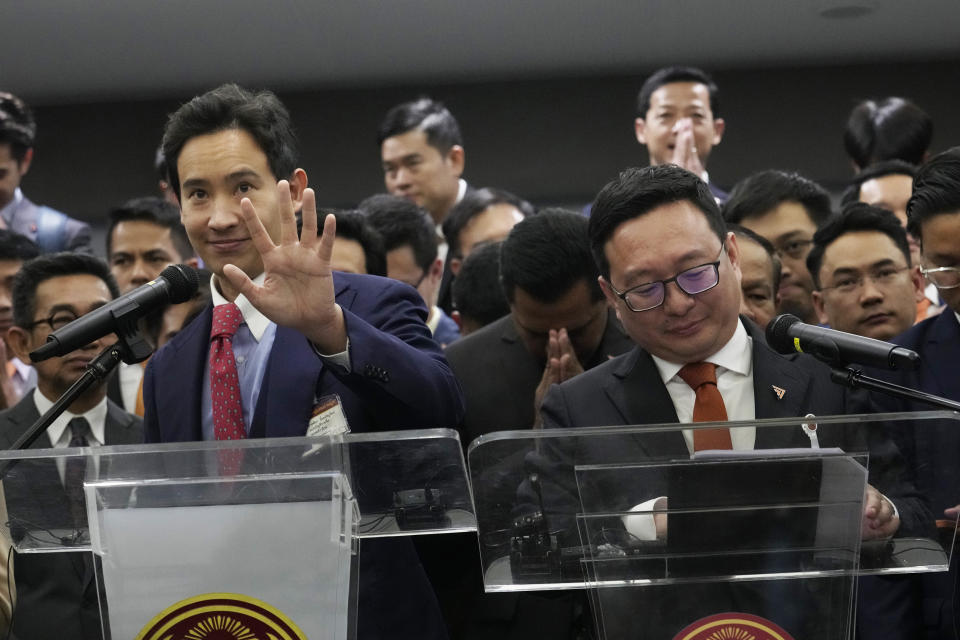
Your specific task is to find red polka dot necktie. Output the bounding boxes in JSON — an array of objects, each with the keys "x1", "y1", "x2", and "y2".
[
  {"x1": 210, "y1": 302, "x2": 246, "y2": 441},
  {"x1": 677, "y1": 362, "x2": 732, "y2": 451}
]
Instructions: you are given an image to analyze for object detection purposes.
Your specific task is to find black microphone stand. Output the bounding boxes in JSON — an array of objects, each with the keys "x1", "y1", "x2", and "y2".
[
  {"x1": 830, "y1": 366, "x2": 960, "y2": 412},
  {"x1": 0, "y1": 326, "x2": 153, "y2": 478}
]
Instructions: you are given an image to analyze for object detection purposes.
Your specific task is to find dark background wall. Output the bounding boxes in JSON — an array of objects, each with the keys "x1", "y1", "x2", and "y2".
[{"x1": 22, "y1": 58, "x2": 960, "y2": 237}]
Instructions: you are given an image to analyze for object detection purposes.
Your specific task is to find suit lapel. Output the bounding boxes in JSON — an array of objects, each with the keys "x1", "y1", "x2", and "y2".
[
  {"x1": 921, "y1": 311, "x2": 960, "y2": 397},
  {"x1": 160, "y1": 305, "x2": 210, "y2": 442},
  {"x1": 607, "y1": 348, "x2": 687, "y2": 457},
  {"x1": 752, "y1": 340, "x2": 814, "y2": 449}
]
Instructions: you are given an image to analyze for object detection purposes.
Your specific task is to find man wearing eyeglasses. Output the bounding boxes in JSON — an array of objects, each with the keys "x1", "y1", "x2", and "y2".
[
  {"x1": 723, "y1": 170, "x2": 834, "y2": 325},
  {"x1": 0, "y1": 252, "x2": 142, "y2": 639},
  {"x1": 807, "y1": 203, "x2": 924, "y2": 341},
  {"x1": 527, "y1": 165, "x2": 927, "y2": 639},
  {"x1": 542, "y1": 164, "x2": 918, "y2": 530}
]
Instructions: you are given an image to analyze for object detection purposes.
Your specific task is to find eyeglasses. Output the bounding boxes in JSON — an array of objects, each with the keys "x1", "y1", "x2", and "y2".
[
  {"x1": 607, "y1": 247, "x2": 724, "y2": 312},
  {"x1": 773, "y1": 238, "x2": 813, "y2": 260},
  {"x1": 921, "y1": 265, "x2": 960, "y2": 290},
  {"x1": 26, "y1": 311, "x2": 78, "y2": 332},
  {"x1": 820, "y1": 266, "x2": 911, "y2": 294}
]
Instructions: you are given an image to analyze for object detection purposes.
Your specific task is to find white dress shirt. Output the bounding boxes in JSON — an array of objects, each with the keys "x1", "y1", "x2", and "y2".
[{"x1": 650, "y1": 319, "x2": 756, "y2": 454}]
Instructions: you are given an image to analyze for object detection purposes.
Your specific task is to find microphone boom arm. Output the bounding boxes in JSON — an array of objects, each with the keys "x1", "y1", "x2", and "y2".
[{"x1": 830, "y1": 366, "x2": 960, "y2": 412}]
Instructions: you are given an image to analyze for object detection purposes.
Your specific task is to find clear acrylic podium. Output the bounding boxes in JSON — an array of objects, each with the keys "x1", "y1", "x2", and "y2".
[
  {"x1": 0, "y1": 428, "x2": 473, "y2": 640},
  {"x1": 468, "y1": 412, "x2": 957, "y2": 639}
]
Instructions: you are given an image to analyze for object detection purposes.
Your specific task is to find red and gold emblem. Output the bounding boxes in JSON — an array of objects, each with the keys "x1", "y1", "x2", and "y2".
[
  {"x1": 136, "y1": 593, "x2": 308, "y2": 640},
  {"x1": 673, "y1": 612, "x2": 795, "y2": 640}
]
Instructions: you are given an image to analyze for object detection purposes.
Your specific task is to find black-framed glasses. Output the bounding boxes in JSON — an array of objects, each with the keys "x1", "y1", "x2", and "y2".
[
  {"x1": 607, "y1": 247, "x2": 724, "y2": 312},
  {"x1": 26, "y1": 311, "x2": 78, "y2": 332},
  {"x1": 921, "y1": 265, "x2": 960, "y2": 290},
  {"x1": 819, "y1": 266, "x2": 911, "y2": 294}
]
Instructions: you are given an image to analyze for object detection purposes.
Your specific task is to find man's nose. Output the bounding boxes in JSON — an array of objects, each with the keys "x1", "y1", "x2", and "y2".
[
  {"x1": 661, "y1": 281, "x2": 696, "y2": 316},
  {"x1": 208, "y1": 196, "x2": 240, "y2": 229}
]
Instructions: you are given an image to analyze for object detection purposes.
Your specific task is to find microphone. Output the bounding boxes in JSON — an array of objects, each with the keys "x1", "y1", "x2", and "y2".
[
  {"x1": 30, "y1": 264, "x2": 200, "y2": 363},
  {"x1": 765, "y1": 314, "x2": 920, "y2": 371}
]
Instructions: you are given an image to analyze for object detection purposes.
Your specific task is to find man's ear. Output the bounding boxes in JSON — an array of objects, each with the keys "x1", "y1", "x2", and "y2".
[
  {"x1": 724, "y1": 232, "x2": 742, "y2": 283},
  {"x1": 712, "y1": 118, "x2": 726, "y2": 145},
  {"x1": 451, "y1": 310, "x2": 463, "y2": 330},
  {"x1": 18, "y1": 148, "x2": 34, "y2": 177},
  {"x1": 446, "y1": 146, "x2": 465, "y2": 178},
  {"x1": 429, "y1": 256, "x2": 444, "y2": 280},
  {"x1": 6, "y1": 327, "x2": 32, "y2": 363},
  {"x1": 598, "y1": 276, "x2": 623, "y2": 323},
  {"x1": 634, "y1": 118, "x2": 647, "y2": 145},
  {"x1": 288, "y1": 168, "x2": 309, "y2": 209},
  {"x1": 449, "y1": 257, "x2": 463, "y2": 277},
  {"x1": 811, "y1": 291, "x2": 830, "y2": 325},
  {"x1": 910, "y1": 266, "x2": 925, "y2": 303}
]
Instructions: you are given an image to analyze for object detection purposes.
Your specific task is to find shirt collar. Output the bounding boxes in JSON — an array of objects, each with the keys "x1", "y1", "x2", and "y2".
[
  {"x1": 650, "y1": 318, "x2": 753, "y2": 384},
  {"x1": 33, "y1": 389, "x2": 108, "y2": 447},
  {"x1": 10, "y1": 357, "x2": 32, "y2": 381},
  {"x1": 0, "y1": 188, "x2": 24, "y2": 223},
  {"x1": 455, "y1": 179, "x2": 468, "y2": 205},
  {"x1": 210, "y1": 273, "x2": 270, "y2": 341}
]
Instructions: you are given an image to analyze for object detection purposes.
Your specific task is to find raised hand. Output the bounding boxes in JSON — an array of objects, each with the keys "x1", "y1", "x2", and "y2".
[
  {"x1": 222, "y1": 181, "x2": 348, "y2": 354},
  {"x1": 670, "y1": 117, "x2": 706, "y2": 177},
  {"x1": 533, "y1": 328, "x2": 585, "y2": 428}
]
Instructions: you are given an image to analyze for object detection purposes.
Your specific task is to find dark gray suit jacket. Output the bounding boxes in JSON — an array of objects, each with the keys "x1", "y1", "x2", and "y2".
[
  {"x1": 1, "y1": 195, "x2": 91, "y2": 254},
  {"x1": 535, "y1": 319, "x2": 928, "y2": 538},
  {"x1": 446, "y1": 310, "x2": 634, "y2": 446},
  {"x1": 0, "y1": 391, "x2": 142, "y2": 640}
]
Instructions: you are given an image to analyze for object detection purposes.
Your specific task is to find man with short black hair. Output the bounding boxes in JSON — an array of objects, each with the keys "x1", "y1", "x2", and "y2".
[
  {"x1": 378, "y1": 98, "x2": 468, "y2": 225},
  {"x1": 149, "y1": 83, "x2": 461, "y2": 640},
  {"x1": 728, "y1": 224, "x2": 780, "y2": 331},
  {"x1": 446, "y1": 209, "x2": 632, "y2": 442},
  {"x1": 844, "y1": 97, "x2": 932, "y2": 172},
  {"x1": 635, "y1": 66, "x2": 727, "y2": 202},
  {"x1": 106, "y1": 196, "x2": 197, "y2": 294},
  {"x1": 325, "y1": 209, "x2": 386, "y2": 276},
  {"x1": 0, "y1": 92, "x2": 91, "y2": 253},
  {"x1": 724, "y1": 170, "x2": 833, "y2": 324},
  {"x1": 532, "y1": 164, "x2": 927, "y2": 639},
  {"x1": 105, "y1": 196, "x2": 199, "y2": 414},
  {"x1": 0, "y1": 252, "x2": 142, "y2": 639},
  {"x1": 450, "y1": 241, "x2": 509, "y2": 337},
  {"x1": 442, "y1": 187, "x2": 531, "y2": 277},
  {"x1": 869, "y1": 147, "x2": 960, "y2": 638},
  {"x1": 807, "y1": 203, "x2": 923, "y2": 341},
  {"x1": 360, "y1": 194, "x2": 459, "y2": 346}
]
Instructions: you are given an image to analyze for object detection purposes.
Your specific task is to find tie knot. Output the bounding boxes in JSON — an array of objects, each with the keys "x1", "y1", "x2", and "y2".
[
  {"x1": 677, "y1": 362, "x2": 717, "y2": 390},
  {"x1": 68, "y1": 417, "x2": 91, "y2": 447},
  {"x1": 211, "y1": 302, "x2": 243, "y2": 340}
]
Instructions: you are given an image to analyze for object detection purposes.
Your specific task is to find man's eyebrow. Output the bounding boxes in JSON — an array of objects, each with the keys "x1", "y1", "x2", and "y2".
[
  {"x1": 180, "y1": 177, "x2": 209, "y2": 191},
  {"x1": 45, "y1": 304, "x2": 79, "y2": 316},
  {"x1": 226, "y1": 169, "x2": 261, "y2": 182}
]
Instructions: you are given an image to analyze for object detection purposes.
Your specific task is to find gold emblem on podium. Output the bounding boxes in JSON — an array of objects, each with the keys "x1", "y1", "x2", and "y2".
[
  {"x1": 673, "y1": 612, "x2": 795, "y2": 640},
  {"x1": 136, "y1": 593, "x2": 307, "y2": 640}
]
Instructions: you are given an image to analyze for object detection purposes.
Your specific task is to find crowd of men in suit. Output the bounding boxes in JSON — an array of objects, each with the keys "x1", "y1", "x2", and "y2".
[{"x1": 0, "y1": 63, "x2": 957, "y2": 639}]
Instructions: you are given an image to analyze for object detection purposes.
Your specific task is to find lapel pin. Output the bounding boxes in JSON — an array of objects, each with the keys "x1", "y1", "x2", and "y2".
[{"x1": 772, "y1": 385, "x2": 786, "y2": 400}]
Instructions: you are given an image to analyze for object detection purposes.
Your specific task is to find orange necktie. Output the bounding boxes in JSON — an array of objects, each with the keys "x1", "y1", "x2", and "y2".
[{"x1": 677, "y1": 362, "x2": 732, "y2": 451}]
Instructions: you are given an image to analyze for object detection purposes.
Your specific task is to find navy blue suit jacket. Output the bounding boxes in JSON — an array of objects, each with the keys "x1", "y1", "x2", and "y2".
[
  {"x1": 143, "y1": 272, "x2": 464, "y2": 640},
  {"x1": 868, "y1": 311, "x2": 960, "y2": 638}
]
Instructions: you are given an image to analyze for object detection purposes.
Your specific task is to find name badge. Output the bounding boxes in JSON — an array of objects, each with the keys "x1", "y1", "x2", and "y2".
[{"x1": 307, "y1": 394, "x2": 351, "y2": 438}]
